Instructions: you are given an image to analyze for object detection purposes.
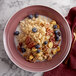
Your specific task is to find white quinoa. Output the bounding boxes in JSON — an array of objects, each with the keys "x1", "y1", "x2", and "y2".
[{"x1": 14, "y1": 15, "x2": 61, "y2": 63}]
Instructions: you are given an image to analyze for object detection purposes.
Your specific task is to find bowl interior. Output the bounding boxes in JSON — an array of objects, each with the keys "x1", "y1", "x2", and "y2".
[{"x1": 4, "y1": 5, "x2": 72, "y2": 72}]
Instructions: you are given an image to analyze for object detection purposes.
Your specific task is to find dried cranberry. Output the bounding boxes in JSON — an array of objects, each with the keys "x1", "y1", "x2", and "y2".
[{"x1": 19, "y1": 42, "x2": 22, "y2": 47}]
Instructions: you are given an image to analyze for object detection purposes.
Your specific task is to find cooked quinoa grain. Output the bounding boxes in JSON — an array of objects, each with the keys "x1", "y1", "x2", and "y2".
[{"x1": 14, "y1": 14, "x2": 61, "y2": 63}]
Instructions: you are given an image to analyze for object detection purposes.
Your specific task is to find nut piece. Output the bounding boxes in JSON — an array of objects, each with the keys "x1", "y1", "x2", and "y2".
[
  {"x1": 25, "y1": 36, "x2": 32, "y2": 45},
  {"x1": 51, "y1": 49, "x2": 57, "y2": 55},
  {"x1": 50, "y1": 20, "x2": 56, "y2": 25},
  {"x1": 21, "y1": 52, "x2": 27, "y2": 57},
  {"x1": 38, "y1": 56, "x2": 43, "y2": 61},
  {"x1": 56, "y1": 46, "x2": 60, "y2": 51},
  {"x1": 43, "y1": 55, "x2": 47, "y2": 59},
  {"x1": 32, "y1": 48, "x2": 37, "y2": 52},
  {"x1": 36, "y1": 52, "x2": 43, "y2": 57},
  {"x1": 57, "y1": 25, "x2": 60, "y2": 29},
  {"x1": 46, "y1": 28, "x2": 53, "y2": 36},
  {"x1": 47, "y1": 55, "x2": 52, "y2": 60},
  {"x1": 48, "y1": 42, "x2": 53, "y2": 48},
  {"x1": 29, "y1": 55, "x2": 34, "y2": 60},
  {"x1": 27, "y1": 41, "x2": 35, "y2": 49}
]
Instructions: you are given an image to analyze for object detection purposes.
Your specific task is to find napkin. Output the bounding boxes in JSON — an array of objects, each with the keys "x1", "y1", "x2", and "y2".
[{"x1": 43, "y1": 7, "x2": 76, "y2": 76}]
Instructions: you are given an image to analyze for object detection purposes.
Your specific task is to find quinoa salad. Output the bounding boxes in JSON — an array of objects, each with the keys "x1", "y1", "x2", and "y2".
[{"x1": 14, "y1": 14, "x2": 61, "y2": 63}]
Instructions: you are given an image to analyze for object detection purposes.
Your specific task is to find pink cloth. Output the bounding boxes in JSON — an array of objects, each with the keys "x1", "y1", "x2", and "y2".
[{"x1": 43, "y1": 7, "x2": 76, "y2": 76}]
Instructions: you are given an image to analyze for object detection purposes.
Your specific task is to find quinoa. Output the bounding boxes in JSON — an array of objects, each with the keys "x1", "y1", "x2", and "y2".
[{"x1": 14, "y1": 14, "x2": 61, "y2": 63}]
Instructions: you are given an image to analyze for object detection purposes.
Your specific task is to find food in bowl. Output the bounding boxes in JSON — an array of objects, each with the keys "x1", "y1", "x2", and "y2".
[{"x1": 14, "y1": 14, "x2": 61, "y2": 63}]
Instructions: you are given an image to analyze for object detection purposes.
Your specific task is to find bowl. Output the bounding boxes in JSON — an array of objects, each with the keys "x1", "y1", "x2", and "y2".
[{"x1": 3, "y1": 5, "x2": 72, "y2": 72}]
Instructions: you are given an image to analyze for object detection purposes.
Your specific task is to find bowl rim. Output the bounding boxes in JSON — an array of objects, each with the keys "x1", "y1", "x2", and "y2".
[{"x1": 3, "y1": 5, "x2": 72, "y2": 72}]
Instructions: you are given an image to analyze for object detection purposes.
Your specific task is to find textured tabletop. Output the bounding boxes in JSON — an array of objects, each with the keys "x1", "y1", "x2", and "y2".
[{"x1": 0, "y1": 0, "x2": 76, "y2": 76}]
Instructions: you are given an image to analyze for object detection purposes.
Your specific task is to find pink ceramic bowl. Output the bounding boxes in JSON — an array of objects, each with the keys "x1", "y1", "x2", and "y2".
[{"x1": 3, "y1": 5, "x2": 72, "y2": 72}]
